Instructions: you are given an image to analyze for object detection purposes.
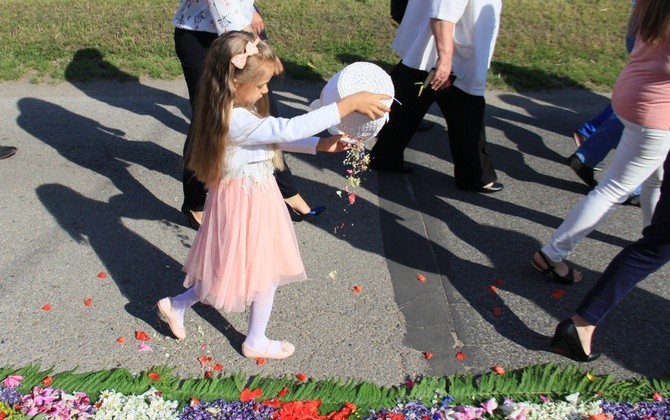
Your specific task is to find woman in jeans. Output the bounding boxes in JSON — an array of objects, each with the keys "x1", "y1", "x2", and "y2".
[{"x1": 531, "y1": 0, "x2": 670, "y2": 287}]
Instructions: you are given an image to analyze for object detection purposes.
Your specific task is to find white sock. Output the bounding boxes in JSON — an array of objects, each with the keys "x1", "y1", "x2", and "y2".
[
  {"x1": 170, "y1": 287, "x2": 199, "y2": 327},
  {"x1": 245, "y1": 286, "x2": 282, "y2": 354}
]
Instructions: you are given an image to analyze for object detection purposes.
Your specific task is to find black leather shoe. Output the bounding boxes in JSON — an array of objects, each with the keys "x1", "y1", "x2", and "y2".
[
  {"x1": 550, "y1": 319, "x2": 600, "y2": 362},
  {"x1": 0, "y1": 146, "x2": 17, "y2": 160},
  {"x1": 288, "y1": 205, "x2": 326, "y2": 222},
  {"x1": 369, "y1": 162, "x2": 414, "y2": 174},
  {"x1": 480, "y1": 181, "x2": 504, "y2": 193},
  {"x1": 568, "y1": 154, "x2": 597, "y2": 188}
]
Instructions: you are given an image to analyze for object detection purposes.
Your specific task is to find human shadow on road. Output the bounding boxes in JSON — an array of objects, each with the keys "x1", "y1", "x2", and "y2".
[
  {"x1": 18, "y1": 98, "x2": 245, "y2": 348},
  {"x1": 64, "y1": 48, "x2": 190, "y2": 135}
]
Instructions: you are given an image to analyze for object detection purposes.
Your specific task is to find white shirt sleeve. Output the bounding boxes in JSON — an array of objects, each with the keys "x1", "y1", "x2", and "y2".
[
  {"x1": 229, "y1": 104, "x2": 341, "y2": 147},
  {"x1": 208, "y1": 0, "x2": 254, "y2": 35}
]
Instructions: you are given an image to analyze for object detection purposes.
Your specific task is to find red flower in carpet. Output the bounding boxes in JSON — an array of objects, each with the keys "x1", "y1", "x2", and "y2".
[
  {"x1": 116, "y1": 336, "x2": 126, "y2": 344},
  {"x1": 97, "y1": 271, "x2": 107, "y2": 279},
  {"x1": 190, "y1": 398, "x2": 200, "y2": 406},
  {"x1": 551, "y1": 289, "x2": 566, "y2": 300},
  {"x1": 204, "y1": 371, "x2": 212, "y2": 379},
  {"x1": 295, "y1": 373, "x2": 308, "y2": 382},
  {"x1": 416, "y1": 273, "x2": 427, "y2": 283},
  {"x1": 135, "y1": 330, "x2": 150, "y2": 341},
  {"x1": 652, "y1": 392, "x2": 663, "y2": 401},
  {"x1": 275, "y1": 399, "x2": 323, "y2": 420},
  {"x1": 240, "y1": 388, "x2": 263, "y2": 402},
  {"x1": 262, "y1": 398, "x2": 281, "y2": 408},
  {"x1": 277, "y1": 387, "x2": 289, "y2": 397},
  {"x1": 147, "y1": 372, "x2": 160, "y2": 381},
  {"x1": 455, "y1": 351, "x2": 466, "y2": 360},
  {"x1": 41, "y1": 304, "x2": 52, "y2": 311},
  {"x1": 423, "y1": 351, "x2": 433, "y2": 360},
  {"x1": 212, "y1": 363, "x2": 223, "y2": 371},
  {"x1": 256, "y1": 358, "x2": 266, "y2": 366},
  {"x1": 41, "y1": 376, "x2": 53, "y2": 386},
  {"x1": 327, "y1": 402, "x2": 357, "y2": 420},
  {"x1": 84, "y1": 298, "x2": 92, "y2": 307}
]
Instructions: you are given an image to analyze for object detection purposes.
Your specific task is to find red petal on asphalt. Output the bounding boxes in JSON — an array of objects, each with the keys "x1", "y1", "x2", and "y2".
[
  {"x1": 116, "y1": 337, "x2": 126, "y2": 344},
  {"x1": 84, "y1": 298, "x2": 92, "y2": 307},
  {"x1": 277, "y1": 387, "x2": 289, "y2": 397},
  {"x1": 135, "y1": 330, "x2": 150, "y2": 341},
  {"x1": 352, "y1": 285, "x2": 362, "y2": 293},
  {"x1": 348, "y1": 192, "x2": 356, "y2": 205},
  {"x1": 492, "y1": 365, "x2": 506, "y2": 375},
  {"x1": 492, "y1": 307, "x2": 503, "y2": 317},
  {"x1": 41, "y1": 376, "x2": 53, "y2": 386},
  {"x1": 97, "y1": 272, "x2": 107, "y2": 279},
  {"x1": 487, "y1": 285, "x2": 497, "y2": 294},
  {"x1": 416, "y1": 274, "x2": 427, "y2": 283},
  {"x1": 551, "y1": 289, "x2": 566, "y2": 300},
  {"x1": 295, "y1": 373, "x2": 308, "y2": 382},
  {"x1": 212, "y1": 363, "x2": 223, "y2": 371},
  {"x1": 455, "y1": 352, "x2": 466, "y2": 360},
  {"x1": 147, "y1": 372, "x2": 161, "y2": 381},
  {"x1": 204, "y1": 371, "x2": 212, "y2": 378},
  {"x1": 256, "y1": 358, "x2": 266, "y2": 366},
  {"x1": 41, "y1": 304, "x2": 52, "y2": 311},
  {"x1": 197, "y1": 355, "x2": 212, "y2": 365},
  {"x1": 423, "y1": 351, "x2": 433, "y2": 360},
  {"x1": 494, "y1": 277, "x2": 505, "y2": 286}
]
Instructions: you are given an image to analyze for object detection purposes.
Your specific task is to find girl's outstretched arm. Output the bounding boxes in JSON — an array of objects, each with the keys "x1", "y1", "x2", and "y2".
[{"x1": 336, "y1": 92, "x2": 391, "y2": 120}]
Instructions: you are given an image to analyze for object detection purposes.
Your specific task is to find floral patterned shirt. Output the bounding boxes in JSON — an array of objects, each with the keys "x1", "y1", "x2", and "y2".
[{"x1": 172, "y1": 0, "x2": 254, "y2": 35}]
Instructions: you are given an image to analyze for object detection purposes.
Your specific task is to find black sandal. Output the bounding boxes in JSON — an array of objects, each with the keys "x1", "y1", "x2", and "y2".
[{"x1": 531, "y1": 250, "x2": 580, "y2": 285}]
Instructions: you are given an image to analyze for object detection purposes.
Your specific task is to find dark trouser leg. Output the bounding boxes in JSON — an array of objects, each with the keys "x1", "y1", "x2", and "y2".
[
  {"x1": 438, "y1": 86, "x2": 497, "y2": 190},
  {"x1": 175, "y1": 28, "x2": 216, "y2": 213},
  {"x1": 370, "y1": 62, "x2": 434, "y2": 169},
  {"x1": 575, "y1": 150, "x2": 670, "y2": 325}
]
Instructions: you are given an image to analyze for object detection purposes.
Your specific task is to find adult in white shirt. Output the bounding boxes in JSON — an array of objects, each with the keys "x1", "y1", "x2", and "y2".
[
  {"x1": 173, "y1": 1, "x2": 324, "y2": 228},
  {"x1": 370, "y1": 0, "x2": 503, "y2": 193}
]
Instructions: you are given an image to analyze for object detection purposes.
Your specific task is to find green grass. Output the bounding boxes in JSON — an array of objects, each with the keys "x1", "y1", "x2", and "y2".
[{"x1": 0, "y1": 0, "x2": 630, "y2": 90}]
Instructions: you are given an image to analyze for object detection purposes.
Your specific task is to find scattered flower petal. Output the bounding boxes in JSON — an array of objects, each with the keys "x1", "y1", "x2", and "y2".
[
  {"x1": 329, "y1": 271, "x2": 337, "y2": 280},
  {"x1": 41, "y1": 303, "x2": 52, "y2": 311},
  {"x1": 416, "y1": 273, "x2": 427, "y2": 283},
  {"x1": 147, "y1": 372, "x2": 160, "y2": 381},
  {"x1": 256, "y1": 358, "x2": 266, "y2": 366},
  {"x1": 84, "y1": 298, "x2": 92, "y2": 307},
  {"x1": 348, "y1": 192, "x2": 356, "y2": 205},
  {"x1": 423, "y1": 351, "x2": 433, "y2": 360},
  {"x1": 204, "y1": 371, "x2": 212, "y2": 379},
  {"x1": 652, "y1": 392, "x2": 663, "y2": 402},
  {"x1": 97, "y1": 271, "x2": 107, "y2": 279},
  {"x1": 565, "y1": 392, "x2": 580, "y2": 404},
  {"x1": 277, "y1": 387, "x2": 289, "y2": 397},
  {"x1": 494, "y1": 277, "x2": 506, "y2": 286},
  {"x1": 41, "y1": 376, "x2": 53, "y2": 386},
  {"x1": 352, "y1": 285, "x2": 362, "y2": 293},
  {"x1": 492, "y1": 365, "x2": 506, "y2": 375},
  {"x1": 138, "y1": 343, "x2": 153, "y2": 353},
  {"x1": 492, "y1": 306, "x2": 503, "y2": 317},
  {"x1": 586, "y1": 372, "x2": 596, "y2": 381},
  {"x1": 405, "y1": 380, "x2": 415, "y2": 389},
  {"x1": 135, "y1": 330, "x2": 150, "y2": 341},
  {"x1": 487, "y1": 285, "x2": 497, "y2": 294},
  {"x1": 197, "y1": 356, "x2": 213, "y2": 366},
  {"x1": 455, "y1": 351, "x2": 466, "y2": 360},
  {"x1": 190, "y1": 397, "x2": 200, "y2": 406},
  {"x1": 539, "y1": 394, "x2": 550, "y2": 402},
  {"x1": 551, "y1": 289, "x2": 566, "y2": 300},
  {"x1": 212, "y1": 363, "x2": 223, "y2": 371},
  {"x1": 116, "y1": 336, "x2": 126, "y2": 344},
  {"x1": 295, "y1": 373, "x2": 308, "y2": 382},
  {"x1": 335, "y1": 190, "x2": 342, "y2": 198}
]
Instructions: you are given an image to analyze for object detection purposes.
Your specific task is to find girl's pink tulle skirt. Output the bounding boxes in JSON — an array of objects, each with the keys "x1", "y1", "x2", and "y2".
[{"x1": 182, "y1": 175, "x2": 306, "y2": 313}]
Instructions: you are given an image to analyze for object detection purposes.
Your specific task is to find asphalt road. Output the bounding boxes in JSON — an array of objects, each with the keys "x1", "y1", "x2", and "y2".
[{"x1": 0, "y1": 78, "x2": 667, "y2": 386}]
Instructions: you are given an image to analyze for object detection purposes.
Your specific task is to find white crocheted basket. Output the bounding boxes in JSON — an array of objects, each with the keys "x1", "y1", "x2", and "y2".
[{"x1": 311, "y1": 62, "x2": 394, "y2": 140}]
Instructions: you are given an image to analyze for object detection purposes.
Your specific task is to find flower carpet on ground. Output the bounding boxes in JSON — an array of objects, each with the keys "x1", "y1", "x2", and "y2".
[{"x1": 0, "y1": 364, "x2": 668, "y2": 419}]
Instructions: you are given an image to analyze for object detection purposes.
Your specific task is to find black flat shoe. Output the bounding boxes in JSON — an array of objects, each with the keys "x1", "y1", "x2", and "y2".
[
  {"x1": 480, "y1": 181, "x2": 504, "y2": 193},
  {"x1": 369, "y1": 162, "x2": 414, "y2": 174},
  {"x1": 550, "y1": 319, "x2": 600, "y2": 362},
  {"x1": 288, "y1": 205, "x2": 326, "y2": 222},
  {"x1": 568, "y1": 154, "x2": 597, "y2": 188},
  {"x1": 0, "y1": 146, "x2": 17, "y2": 160}
]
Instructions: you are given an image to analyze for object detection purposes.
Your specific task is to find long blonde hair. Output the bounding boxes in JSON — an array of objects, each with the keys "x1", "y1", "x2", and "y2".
[
  {"x1": 187, "y1": 31, "x2": 281, "y2": 188},
  {"x1": 633, "y1": 0, "x2": 670, "y2": 47}
]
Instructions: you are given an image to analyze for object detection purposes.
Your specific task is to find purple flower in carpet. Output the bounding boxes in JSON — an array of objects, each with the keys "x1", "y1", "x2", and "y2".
[
  {"x1": 601, "y1": 399, "x2": 670, "y2": 419},
  {"x1": 1, "y1": 375, "x2": 22, "y2": 388},
  {"x1": 180, "y1": 399, "x2": 277, "y2": 419},
  {"x1": 0, "y1": 386, "x2": 21, "y2": 405}
]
